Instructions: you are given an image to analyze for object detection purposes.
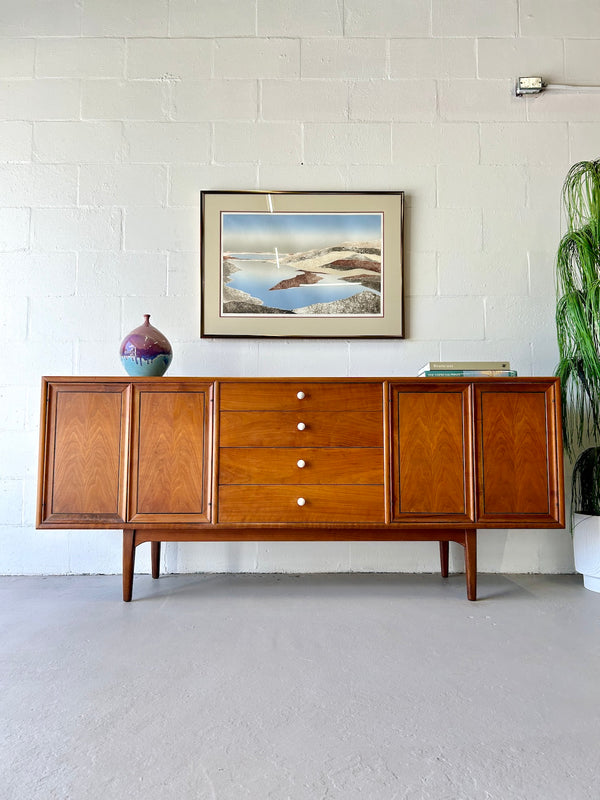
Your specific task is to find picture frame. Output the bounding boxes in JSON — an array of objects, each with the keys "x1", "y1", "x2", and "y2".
[{"x1": 200, "y1": 190, "x2": 404, "y2": 338}]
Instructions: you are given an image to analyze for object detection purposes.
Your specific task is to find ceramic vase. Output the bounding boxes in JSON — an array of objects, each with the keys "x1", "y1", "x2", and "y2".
[{"x1": 120, "y1": 314, "x2": 172, "y2": 377}]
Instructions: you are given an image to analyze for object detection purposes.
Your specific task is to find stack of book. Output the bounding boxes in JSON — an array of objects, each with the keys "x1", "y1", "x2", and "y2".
[{"x1": 418, "y1": 361, "x2": 517, "y2": 377}]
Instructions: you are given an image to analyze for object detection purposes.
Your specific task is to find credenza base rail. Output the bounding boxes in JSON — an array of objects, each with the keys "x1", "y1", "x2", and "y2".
[{"x1": 122, "y1": 528, "x2": 477, "y2": 602}]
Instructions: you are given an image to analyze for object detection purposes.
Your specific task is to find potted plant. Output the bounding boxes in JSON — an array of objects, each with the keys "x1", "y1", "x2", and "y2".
[{"x1": 555, "y1": 158, "x2": 600, "y2": 591}]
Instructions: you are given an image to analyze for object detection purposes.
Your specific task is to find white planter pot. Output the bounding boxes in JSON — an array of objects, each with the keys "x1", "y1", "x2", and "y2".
[{"x1": 573, "y1": 513, "x2": 600, "y2": 592}]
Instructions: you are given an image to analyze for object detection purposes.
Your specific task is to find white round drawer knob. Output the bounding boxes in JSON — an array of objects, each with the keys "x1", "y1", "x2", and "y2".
[
  {"x1": 297, "y1": 459, "x2": 306, "y2": 468},
  {"x1": 297, "y1": 497, "x2": 306, "y2": 506},
  {"x1": 297, "y1": 391, "x2": 305, "y2": 400},
  {"x1": 297, "y1": 422, "x2": 306, "y2": 431}
]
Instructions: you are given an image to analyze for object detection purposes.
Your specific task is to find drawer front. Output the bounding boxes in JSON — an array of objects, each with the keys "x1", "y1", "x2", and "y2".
[
  {"x1": 219, "y1": 447, "x2": 384, "y2": 485},
  {"x1": 218, "y1": 485, "x2": 384, "y2": 523},
  {"x1": 219, "y1": 381, "x2": 383, "y2": 411},
  {"x1": 219, "y1": 411, "x2": 383, "y2": 448}
]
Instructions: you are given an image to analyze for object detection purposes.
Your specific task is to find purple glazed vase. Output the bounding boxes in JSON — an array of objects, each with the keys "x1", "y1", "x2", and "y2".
[{"x1": 119, "y1": 314, "x2": 173, "y2": 377}]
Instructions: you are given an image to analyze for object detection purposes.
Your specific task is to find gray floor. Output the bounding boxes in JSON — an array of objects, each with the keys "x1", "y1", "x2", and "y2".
[{"x1": 2, "y1": 573, "x2": 600, "y2": 800}]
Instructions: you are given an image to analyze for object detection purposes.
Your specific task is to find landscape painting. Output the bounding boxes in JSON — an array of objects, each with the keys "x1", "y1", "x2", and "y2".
[
  {"x1": 201, "y1": 191, "x2": 404, "y2": 338},
  {"x1": 221, "y1": 212, "x2": 383, "y2": 318}
]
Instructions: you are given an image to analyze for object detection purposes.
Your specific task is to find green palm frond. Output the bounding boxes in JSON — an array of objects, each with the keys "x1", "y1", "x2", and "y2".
[{"x1": 555, "y1": 158, "x2": 600, "y2": 457}]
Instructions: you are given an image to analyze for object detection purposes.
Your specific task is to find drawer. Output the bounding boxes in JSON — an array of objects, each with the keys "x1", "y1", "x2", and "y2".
[
  {"x1": 219, "y1": 381, "x2": 383, "y2": 411},
  {"x1": 218, "y1": 485, "x2": 384, "y2": 523},
  {"x1": 219, "y1": 411, "x2": 383, "y2": 448},
  {"x1": 219, "y1": 447, "x2": 384, "y2": 485}
]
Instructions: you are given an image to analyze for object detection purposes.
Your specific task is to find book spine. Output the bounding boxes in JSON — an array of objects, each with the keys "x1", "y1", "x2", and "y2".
[
  {"x1": 420, "y1": 370, "x2": 518, "y2": 377},
  {"x1": 421, "y1": 361, "x2": 511, "y2": 372}
]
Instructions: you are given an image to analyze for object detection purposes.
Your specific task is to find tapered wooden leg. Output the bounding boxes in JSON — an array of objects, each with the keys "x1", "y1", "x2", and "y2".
[
  {"x1": 464, "y1": 530, "x2": 477, "y2": 601},
  {"x1": 151, "y1": 541, "x2": 161, "y2": 579},
  {"x1": 439, "y1": 540, "x2": 449, "y2": 578},
  {"x1": 123, "y1": 530, "x2": 136, "y2": 602}
]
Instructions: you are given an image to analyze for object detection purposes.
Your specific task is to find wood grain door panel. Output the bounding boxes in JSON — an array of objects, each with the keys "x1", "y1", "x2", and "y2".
[
  {"x1": 219, "y1": 447, "x2": 384, "y2": 485},
  {"x1": 475, "y1": 384, "x2": 562, "y2": 524},
  {"x1": 130, "y1": 385, "x2": 213, "y2": 523},
  {"x1": 390, "y1": 383, "x2": 474, "y2": 523},
  {"x1": 219, "y1": 381, "x2": 383, "y2": 411},
  {"x1": 40, "y1": 383, "x2": 130, "y2": 525},
  {"x1": 218, "y1": 485, "x2": 384, "y2": 523},
  {"x1": 219, "y1": 411, "x2": 383, "y2": 448}
]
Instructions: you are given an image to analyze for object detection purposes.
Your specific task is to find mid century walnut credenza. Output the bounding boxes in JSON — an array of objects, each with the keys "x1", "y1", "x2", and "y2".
[{"x1": 36, "y1": 377, "x2": 565, "y2": 601}]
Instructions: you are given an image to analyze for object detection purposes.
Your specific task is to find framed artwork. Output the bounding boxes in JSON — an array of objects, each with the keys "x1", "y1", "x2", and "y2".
[{"x1": 200, "y1": 190, "x2": 404, "y2": 338}]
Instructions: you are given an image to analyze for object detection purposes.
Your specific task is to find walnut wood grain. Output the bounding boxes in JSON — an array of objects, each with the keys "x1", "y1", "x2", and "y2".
[
  {"x1": 151, "y1": 541, "x2": 161, "y2": 579},
  {"x1": 390, "y1": 385, "x2": 474, "y2": 523},
  {"x1": 41, "y1": 384, "x2": 129, "y2": 524},
  {"x1": 219, "y1": 381, "x2": 383, "y2": 411},
  {"x1": 129, "y1": 386, "x2": 212, "y2": 523},
  {"x1": 219, "y1": 447, "x2": 384, "y2": 485},
  {"x1": 123, "y1": 530, "x2": 136, "y2": 603},
  {"x1": 464, "y1": 530, "x2": 477, "y2": 601},
  {"x1": 475, "y1": 385, "x2": 560, "y2": 523},
  {"x1": 35, "y1": 376, "x2": 566, "y2": 602},
  {"x1": 439, "y1": 541, "x2": 449, "y2": 577},
  {"x1": 219, "y1": 411, "x2": 383, "y2": 448},
  {"x1": 218, "y1": 485, "x2": 384, "y2": 523}
]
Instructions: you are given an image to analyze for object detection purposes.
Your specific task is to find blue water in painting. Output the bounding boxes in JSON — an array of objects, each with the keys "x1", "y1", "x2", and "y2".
[{"x1": 226, "y1": 258, "x2": 378, "y2": 312}]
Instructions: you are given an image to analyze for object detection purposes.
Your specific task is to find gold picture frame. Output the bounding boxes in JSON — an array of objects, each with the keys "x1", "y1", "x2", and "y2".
[{"x1": 200, "y1": 190, "x2": 404, "y2": 338}]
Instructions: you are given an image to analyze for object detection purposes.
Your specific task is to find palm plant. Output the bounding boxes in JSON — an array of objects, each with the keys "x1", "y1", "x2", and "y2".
[{"x1": 555, "y1": 159, "x2": 600, "y2": 513}]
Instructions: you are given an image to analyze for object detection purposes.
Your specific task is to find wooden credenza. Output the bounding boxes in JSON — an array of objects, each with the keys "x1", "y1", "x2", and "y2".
[{"x1": 37, "y1": 377, "x2": 565, "y2": 601}]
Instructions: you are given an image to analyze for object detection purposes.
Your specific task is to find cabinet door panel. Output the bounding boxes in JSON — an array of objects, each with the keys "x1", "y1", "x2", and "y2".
[
  {"x1": 130, "y1": 385, "x2": 213, "y2": 523},
  {"x1": 390, "y1": 383, "x2": 474, "y2": 523},
  {"x1": 476, "y1": 383, "x2": 563, "y2": 524},
  {"x1": 39, "y1": 383, "x2": 129, "y2": 526}
]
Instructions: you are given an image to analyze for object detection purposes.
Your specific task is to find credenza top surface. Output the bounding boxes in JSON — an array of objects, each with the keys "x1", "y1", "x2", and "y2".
[{"x1": 42, "y1": 376, "x2": 560, "y2": 384}]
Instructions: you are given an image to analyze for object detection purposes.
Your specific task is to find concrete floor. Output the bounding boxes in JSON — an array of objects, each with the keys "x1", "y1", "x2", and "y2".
[{"x1": 2, "y1": 573, "x2": 600, "y2": 800}]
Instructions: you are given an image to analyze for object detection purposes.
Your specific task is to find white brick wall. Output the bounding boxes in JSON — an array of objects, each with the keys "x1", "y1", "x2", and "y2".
[
  {"x1": 0, "y1": 209, "x2": 30, "y2": 251},
  {"x1": 345, "y1": 0, "x2": 430, "y2": 37},
  {"x1": 34, "y1": 121, "x2": 124, "y2": 163},
  {"x1": 565, "y1": 40, "x2": 600, "y2": 84},
  {"x1": 3, "y1": 0, "x2": 597, "y2": 578},
  {"x1": 0, "y1": 121, "x2": 33, "y2": 161},
  {"x1": 171, "y1": 80, "x2": 258, "y2": 121},
  {"x1": 0, "y1": 164, "x2": 78, "y2": 206},
  {"x1": 0, "y1": 39, "x2": 35, "y2": 77},
  {"x1": 32, "y1": 208, "x2": 122, "y2": 251},
  {"x1": 350, "y1": 80, "x2": 437, "y2": 122},
  {"x1": 82, "y1": 0, "x2": 169, "y2": 37},
  {"x1": 169, "y1": 0, "x2": 256, "y2": 37},
  {"x1": 390, "y1": 38, "x2": 476, "y2": 79},
  {"x1": 261, "y1": 80, "x2": 348, "y2": 122},
  {"x1": 0, "y1": 79, "x2": 80, "y2": 119},
  {"x1": 127, "y1": 39, "x2": 212, "y2": 79},
  {"x1": 36, "y1": 38, "x2": 126, "y2": 78},
  {"x1": 432, "y1": 0, "x2": 517, "y2": 38},
  {"x1": 257, "y1": 0, "x2": 344, "y2": 37},
  {"x1": 79, "y1": 164, "x2": 168, "y2": 206},
  {"x1": 301, "y1": 39, "x2": 386, "y2": 79},
  {"x1": 304, "y1": 123, "x2": 391, "y2": 164},
  {"x1": 214, "y1": 38, "x2": 300, "y2": 79},
  {"x1": 81, "y1": 80, "x2": 169, "y2": 121},
  {"x1": 214, "y1": 121, "x2": 302, "y2": 163}
]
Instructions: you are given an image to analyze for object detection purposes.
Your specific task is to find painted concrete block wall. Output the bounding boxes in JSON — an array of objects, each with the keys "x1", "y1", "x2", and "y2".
[{"x1": 2, "y1": 0, "x2": 599, "y2": 577}]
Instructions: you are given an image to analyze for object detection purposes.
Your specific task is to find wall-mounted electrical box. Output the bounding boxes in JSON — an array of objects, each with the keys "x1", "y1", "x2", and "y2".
[{"x1": 515, "y1": 77, "x2": 545, "y2": 96}]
